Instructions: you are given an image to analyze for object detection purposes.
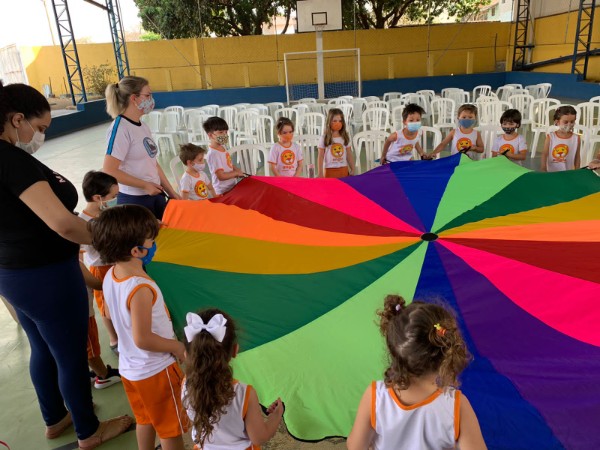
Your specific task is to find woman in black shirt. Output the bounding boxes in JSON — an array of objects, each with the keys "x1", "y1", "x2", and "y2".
[{"x1": 0, "y1": 82, "x2": 132, "y2": 449}]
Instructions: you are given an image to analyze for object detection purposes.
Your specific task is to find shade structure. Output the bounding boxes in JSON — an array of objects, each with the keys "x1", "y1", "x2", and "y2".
[{"x1": 148, "y1": 154, "x2": 600, "y2": 449}]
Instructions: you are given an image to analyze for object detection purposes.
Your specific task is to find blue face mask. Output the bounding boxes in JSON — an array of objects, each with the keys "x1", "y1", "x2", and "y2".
[
  {"x1": 459, "y1": 118, "x2": 476, "y2": 129},
  {"x1": 406, "y1": 122, "x2": 422, "y2": 132},
  {"x1": 100, "y1": 197, "x2": 118, "y2": 211},
  {"x1": 137, "y1": 242, "x2": 157, "y2": 266}
]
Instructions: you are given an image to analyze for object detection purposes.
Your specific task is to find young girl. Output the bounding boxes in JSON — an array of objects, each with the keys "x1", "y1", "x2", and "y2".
[
  {"x1": 182, "y1": 308, "x2": 284, "y2": 449},
  {"x1": 541, "y1": 105, "x2": 581, "y2": 172},
  {"x1": 491, "y1": 109, "x2": 527, "y2": 166},
  {"x1": 318, "y1": 108, "x2": 355, "y2": 178},
  {"x1": 268, "y1": 117, "x2": 303, "y2": 177},
  {"x1": 430, "y1": 104, "x2": 484, "y2": 158},
  {"x1": 348, "y1": 295, "x2": 486, "y2": 450}
]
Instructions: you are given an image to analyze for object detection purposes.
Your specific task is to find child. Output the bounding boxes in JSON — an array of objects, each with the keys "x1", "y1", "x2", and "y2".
[
  {"x1": 79, "y1": 171, "x2": 122, "y2": 379},
  {"x1": 182, "y1": 308, "x2": 284, "y2": 449},
  {"x1": 430, "y1": 104, "x2": 484, "y2": 158},
  {"x1": 381, "y1": 104, "x2": 430, "y2": 163},
  {"x1": 268, "y1": 117, "x2": 304, "y2": 177},
  {"x1": 491, "y1": 109, "x2": 527, "y2": 166},
  {"x1": 347, "y1": 295, "x2": 486, "y2": 450},
  {"x1": 204, "y1": 116, "x2": 244, "y2": 195},
  {"x1": 318, "y1": 108, "x2": 356, "y2": 178},
  {"x1": 179, "y1": 143, "x2": 217, "y2": 200},
  {"x1": 541, "y1": 105, "x2": 581, "y2": 172},
  {"x1": 92, "y1": 205, "x2": 188, "y2": 450}
]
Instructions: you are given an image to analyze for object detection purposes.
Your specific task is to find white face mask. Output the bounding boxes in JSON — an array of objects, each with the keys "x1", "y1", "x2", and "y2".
[
  {"x1": 559, "y1": 124, "x2": 574, "y2": 133},
  {"x1": 193, "y1": 163, "x2": 206, "y2": 172},
  {"x1": 16, "y1": 120, "x2": 45, "y2": 155},
  {"x1": 136, "y1": 97, "x2": 155, "y2": 115}
]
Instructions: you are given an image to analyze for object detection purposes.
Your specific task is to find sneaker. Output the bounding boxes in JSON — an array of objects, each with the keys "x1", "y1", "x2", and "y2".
[{"x1": 94, "y1": 365, "x2": 121, "y2": 390}]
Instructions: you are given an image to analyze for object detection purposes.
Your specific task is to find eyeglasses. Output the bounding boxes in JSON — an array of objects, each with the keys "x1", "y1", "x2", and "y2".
[{"x1": 138, "y1": 93, "x2": 153, "y2": 98}]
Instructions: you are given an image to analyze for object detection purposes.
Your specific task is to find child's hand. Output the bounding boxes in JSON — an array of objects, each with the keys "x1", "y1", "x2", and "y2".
[
  {"x1": 172, "y1": 340, "x2": 187, "y2": 363},
  {"x1": 266, "y1": 398, "x2": 284, "y2": 417}
]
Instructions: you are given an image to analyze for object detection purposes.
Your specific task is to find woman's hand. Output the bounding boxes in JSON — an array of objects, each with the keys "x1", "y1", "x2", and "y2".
[{"x1": 143, "y1": 182, "x2": 163, "y2": 196}]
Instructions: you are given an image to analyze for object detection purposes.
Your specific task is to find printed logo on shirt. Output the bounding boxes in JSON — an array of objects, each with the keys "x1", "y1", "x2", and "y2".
[
  {"x1": 143, "y1": 137, "x2": 158, "y2": 158},
  {"x1": 499, "y1": 143, "x2": 515, "y2": 154},
  {"x1": 399, "y1": 144, "x2": 413, "y2": 155},
  {"x1": 456, "y1": 137, "x2": 472, "y2": 150},
  {"x1": 52, "y1": 171, "x2": 67, "y2": 183},
  {"x1": 551, "y1": 144, "x2": 569, "y2": 162},
  {"x1": 330, "y1": 143, "x2": 345, "y2": 160},
  {"x1": 194, "y1": 180, "x2": 208, "y2": 199},
  {"x1": 226, "y1": 152, "x2": 233, "y2": 169},
  {"x1": 281, "y1": 149, "x2": 296, "y2": 166}
]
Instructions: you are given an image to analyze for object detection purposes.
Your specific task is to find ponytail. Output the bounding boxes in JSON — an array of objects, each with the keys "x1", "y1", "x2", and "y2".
[{"x1": 105, "y1": 76, "x2": 148, "y2": 119}]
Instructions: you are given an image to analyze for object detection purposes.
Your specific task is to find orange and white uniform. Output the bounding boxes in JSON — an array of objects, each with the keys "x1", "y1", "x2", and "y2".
[
  {"x1": 268, "y1": 142, "x2": 303, "y2": 177},
  {"x1": 546, "y1": 132, "x2": 579, "y2": 172},
  {"x1": 451, "y1": 128, "x2": 478, "y2": 155},
  {"x1": 492, "y1": 134, "x2": 527, "y2": 166},
  {"x1": 386, "y1": 129, "x2": 421, "y2": 162},
  {"x1": 370, "y1": 381, "x2": 460, "y2": 450},
  {"x1": 183, "y1": 380, "x2": 257, "y2": 450},
  {"x1": 207, "y1": 146, "x2": 237, "y2": 194},
  {"x1": 180, "y1": 171, "x2": 212, "y2": 200},
  {"x1": 319, "y1": 135, "x2": 350, "y2": 169}
]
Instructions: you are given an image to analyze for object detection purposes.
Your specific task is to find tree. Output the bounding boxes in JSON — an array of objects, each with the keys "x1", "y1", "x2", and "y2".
[
  {"x1": 134, "y1": 0, "x2": 295, "y2": 38},
  {"x1": 341, "y1": 0, "x2": 490, "y2": 30}
]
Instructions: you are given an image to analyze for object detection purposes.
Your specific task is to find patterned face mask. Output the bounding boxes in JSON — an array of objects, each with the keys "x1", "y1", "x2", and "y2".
[
  {"x1": 136, "y1": 97, "x2": 155, "y2": 115},
  {"x1": 216, "y1": 134, "x2": 229, "y2": 145}
]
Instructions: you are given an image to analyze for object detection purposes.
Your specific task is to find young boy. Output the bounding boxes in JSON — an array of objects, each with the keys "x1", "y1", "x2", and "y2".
[
  {"x1": 430, "y1": 104, "x2": 484, "y2": 158},
  {"x1": 541, "y1": 105, "x2": 580, "y2": 172},
  {"x1": 178, "y1": 143, "x2": 217, "y2": 200},
  {"x1": 381, "y1": 103, "x2": 430, "y2": 163},
  {"x1": 203, "y1": 116, "x2": 243, "y2": 195},
  {"x1": 92, "y1": 205, "x2": 188, "y2": 450},
  {"x1": 491, "y1": 109, "x2": 528, "y2": 166}
]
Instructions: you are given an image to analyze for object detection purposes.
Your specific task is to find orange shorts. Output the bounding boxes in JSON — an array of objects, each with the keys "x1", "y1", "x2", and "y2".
[
  {"x1": 86, "y1": 316, "x2": 101, "y2": 359},
  {"x1": 89, "y1": 265, "x2": 112, "y2": 317},
  {"x1": 325, "y1": 167, "x2": 349, "y2": 178},
  {"x1": 121, "y1": 363, "x2": 189, "y2": 439}
]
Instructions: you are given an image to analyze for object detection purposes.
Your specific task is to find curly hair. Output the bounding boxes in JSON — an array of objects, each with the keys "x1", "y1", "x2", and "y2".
[
  {"x1": 378, "y1": 294, "x2": 470, "y2": 390},
  {"x1": 183, "y1": 308, "x2": 238, "y2": 447}
]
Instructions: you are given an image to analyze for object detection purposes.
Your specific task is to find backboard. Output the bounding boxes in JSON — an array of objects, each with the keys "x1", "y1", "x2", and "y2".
[{"x1": 296, "y1": 0, "x2": 342, "y2": 33}]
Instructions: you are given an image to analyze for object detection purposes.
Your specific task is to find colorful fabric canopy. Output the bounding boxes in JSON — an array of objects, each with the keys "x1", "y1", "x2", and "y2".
[{"x1": 149, "y1": 154, "x2": 600, "y2": 449}]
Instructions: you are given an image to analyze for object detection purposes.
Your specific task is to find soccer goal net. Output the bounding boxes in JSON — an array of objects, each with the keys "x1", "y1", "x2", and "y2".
[{"x1": 284, "y1": 48, "x2": 361, "y2": 103}]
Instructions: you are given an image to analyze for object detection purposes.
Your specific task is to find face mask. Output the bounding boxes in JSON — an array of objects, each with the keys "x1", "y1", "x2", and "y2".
[
  {"x1": 215, "y1": 134, "x2": 229, "y2": 145},
  {"x1": 559, "y1": 124, "x2": 574, "y2": 133},
  {"x1": 193, "y1": 163, "x2": 206, "y2": 172},
  {"x1": 136, "y1": 97, "x2": 155, "y2": 115},
  {"x1": 331, "y1": 122, "x2": 343, "y2": 131},
  {"x1": 502, "y1": 127, "x2": 516, "y2": 134},
  {"x1": 458, "y1": 118, "x2": 476, "y2": 129},
  {"x1": 137, "y1": 242, "x2": 157, "y2": 266},
  {"x1": 99, "y1": 197, "x2": 118, "y2": 211},
  {"x1": 406, "y1": 122, "x2": 422, "y2": 132},
  {"x1": 16, "y1": 120, "x2": 45, "y2": 155}
]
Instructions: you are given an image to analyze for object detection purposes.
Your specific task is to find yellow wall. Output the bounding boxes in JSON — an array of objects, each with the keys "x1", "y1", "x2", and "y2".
[{"x1": 22, "y1": 22, "x2": 511, "y2": 96}]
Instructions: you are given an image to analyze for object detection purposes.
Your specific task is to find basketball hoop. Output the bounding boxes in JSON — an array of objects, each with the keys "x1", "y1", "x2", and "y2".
[{"x1": 314, "y1": 24, "x2": 325, "y2": 33}]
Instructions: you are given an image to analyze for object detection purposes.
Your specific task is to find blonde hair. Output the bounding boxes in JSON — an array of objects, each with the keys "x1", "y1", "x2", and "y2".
[
  {"x1": 105, "y1": 76, "x2": 149, "y2": 119},
  {"x1": 324, "y1": 108, "x2": 350, "y2": 147}
]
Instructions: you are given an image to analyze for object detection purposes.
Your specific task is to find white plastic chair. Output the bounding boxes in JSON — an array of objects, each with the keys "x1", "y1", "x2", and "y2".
[
  {"x1": 198, "y1": 104, "x2": 219, "y2": 116},
  {"x1": 232, "y1": 103, "x2": 250, "y2": 112},
  {"x1": 417, "y1": 126, "x2": 442, "y2": 159},
  {"x1": 141, "y1": 111, "x2": 162, "y2": 134},
  {"x1": 328, "y1": 97, "x2": 350, "y2": 105},
  {"x1": 590, "y1": 96, "x2": 600, "y2": 104},
  {"x1": 307, "y1": 103, "x2": 327, "y2": 114},
  {"x1": 538, "y1": 83, "x2": 552, "y2": 97},
  {"x1": 416, "y1": 90, "x2": 435, "y2": 105},
  {"x1": 366, "y1": 100, "x2": 389, "y2": 110},
  {"x1": 292, "y1": 104, "x2": 309, "y2": 131},
  {"x1": 503, "y1": 83, "x2": 523, "y2": 89},
  {"x1": 350, "y1": 98, "x2": 368, "y2": 129},
  {"x1": 400, "y1": 93, "x2": 430, "y2": 124},
  {"x1": 530, "y1": 98, "x2": 561, "y2": 157},
  {"x1": 234, "y1": 110, "x2": 259, "y2": 145},
  {"x1": 353, "y1": 130, "x2": 388, "y2": 173},
  {"x1": 229, "y1": 144, "x2": 270, "y2": 176},
  {"x1": 364, "y1": 96, "x2": 380, "y2": 103},
  {"x1": 478, "y1": 100, "x2": 512, "y2": 126},
  {"x1": 182, "y1": 109, "x2": 201, "y2": 131},
  {"x1": 169, "y1": 156, "x2": 185, "y2": 193},
  {"x1": 362, "y1": 107, "x2": 390, "y2": 132},
  {"x1": 472, "y1": 85, "x2": 492, "y2": 102},
  {"x1": 577, "y1": 102, "x2": 600, "y2": 134},
  {"x1": 274, "y1": 107, "x2": 298, "y2": 125},
  {"x1": 391, "y1": 106, "x2": 405, "y2": 131},
  {"x1": 296, "y1": 134, "x2": 320, "y2": 178},
  {"x1": 161, "y1": 111, "x2": 180, "y2": 133},
  {"x1": 188, "y1": 114, "x2": 210, "y2": 144},
  {"x1": 297, "y1": 97, "x2": 317, "y2": 104},
  {"x1": 247, "y1": 104, "x2": 269, "y2": 115},
  {"x1": 218, "y1": 106, "x2": 238, "y2": 128},
  {"x1": 507, "y1": 94, "x2": 535, "y2": 128},
  {"x1": 444, "y1": 89, "x2": 470, "y2": 105},
  {"x1": 255, "y1": 115, "x2": 275, "y2": 145},
  {"x1": 383, "y1": 92, "x2": 402, "y2": 102},
  {"x1": 496, "y1": 86, "x2": 515, "y2": 102},
  {"x1": 476, "y1": 124, "x2": 503, "y2": 159},
  {"x1": 164, "y1": 106, "x2": 184, "y2": 123},
  {"x1": 326, "y1": 103, "x2": 353, "y2": 124},
  {"x1": 430, "y1": 98, "x2": 456, "y2": 132},
  {"x1": 266, "y1": 102, "x2": 285, "y2": 117},
  {"x1": 574, "y1": 125, "x2": 594, "y2": 166},
  {"x1": 153, "y1": 133, "x2": 178, "y2": 156},
  {"x1": 303, "y1": 112, "x2": 326, "y2": 136}
]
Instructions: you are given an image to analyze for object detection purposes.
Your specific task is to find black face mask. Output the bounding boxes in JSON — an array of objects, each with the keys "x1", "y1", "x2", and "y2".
[{"x1": 502, "y1": 127, "x2": 516, "y2": 134}]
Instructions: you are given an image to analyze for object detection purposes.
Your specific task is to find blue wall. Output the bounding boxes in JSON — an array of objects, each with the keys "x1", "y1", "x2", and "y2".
[{"x1": 47, "y1": 72, "x2": 600, "y2": 140}]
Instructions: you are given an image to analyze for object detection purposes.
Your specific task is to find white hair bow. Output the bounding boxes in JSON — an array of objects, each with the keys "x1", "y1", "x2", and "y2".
[{"x1": 184, "y1": 313, "x2": 228, "y2": 343}]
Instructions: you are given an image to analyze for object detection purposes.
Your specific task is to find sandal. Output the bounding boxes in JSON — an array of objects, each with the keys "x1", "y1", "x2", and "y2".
[
  {"x1": 78, "y1": 415, "x2": 133, "y2": 450},
  {"x1": 45, "y1": 411, "x2": 72, "y2": 439}
]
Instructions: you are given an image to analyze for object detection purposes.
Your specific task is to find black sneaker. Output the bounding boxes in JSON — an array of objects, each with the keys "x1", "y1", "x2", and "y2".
[{"x1": 94, "y1": 365, "x2": 121, "y2": 390}]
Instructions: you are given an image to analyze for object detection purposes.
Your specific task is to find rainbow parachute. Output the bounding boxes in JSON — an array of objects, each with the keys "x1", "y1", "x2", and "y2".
[{"x1": 149, "y1": 154, "x2": 600, "y2": 449}]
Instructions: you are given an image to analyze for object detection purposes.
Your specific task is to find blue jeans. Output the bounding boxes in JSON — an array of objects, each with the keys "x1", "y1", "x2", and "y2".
[
  {"x1": 0, "y1": 256, "x2": 99, "y2": 439},
  {"x1": 117, "y1": 191, "x2": 167, "y2": 220}
]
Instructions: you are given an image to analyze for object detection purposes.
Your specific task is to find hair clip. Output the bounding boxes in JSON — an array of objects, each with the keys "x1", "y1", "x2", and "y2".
[
  {"x1": 395, "y1": 304, "x2": 401, "y2": 312},
  {"x1": 434, "y1": 323, "x2": 446, "y2": 336}
]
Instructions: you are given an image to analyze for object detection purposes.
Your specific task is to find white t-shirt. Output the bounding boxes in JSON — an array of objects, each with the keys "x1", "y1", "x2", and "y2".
[
  {"x1": 450, "y1": 127, "x2": 479, "y2": 155},
  {"x1": 546, "y1": 132, "x2": 580, "y2": 172},
  {"x1": 180, "y1": 171, "x2": 212, "y2": 200},
  {"x1": 492, "y1": 134, "x2": 527, "y2": 166},
  {"x1": 387, "y1": 129, "x2": 421, "y2": 162},
  {"x1": 319, "y1": 135, "x2": 350, "y2": 168},
  {"x1": 103, "y1": 268, "x2": 176, "y2": 381},
  {"x1": 268, "y1": 142, "x2": 303, "y2": 176},
  {"x1": 206, "y1": 147, "x2": 237, "y2": 195},
  {"x1": 183, "y1": 380, "x2": 253, "y2": 450},
  {"x1": 371, "y1": 381, "x2": 459, "y2": 450},
  {"x1": 78, "y1": 210, "x2": 106, "y2": 268},
  {"x1": 106, "y1": 115, "x2": 160, "y2": 196}
]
